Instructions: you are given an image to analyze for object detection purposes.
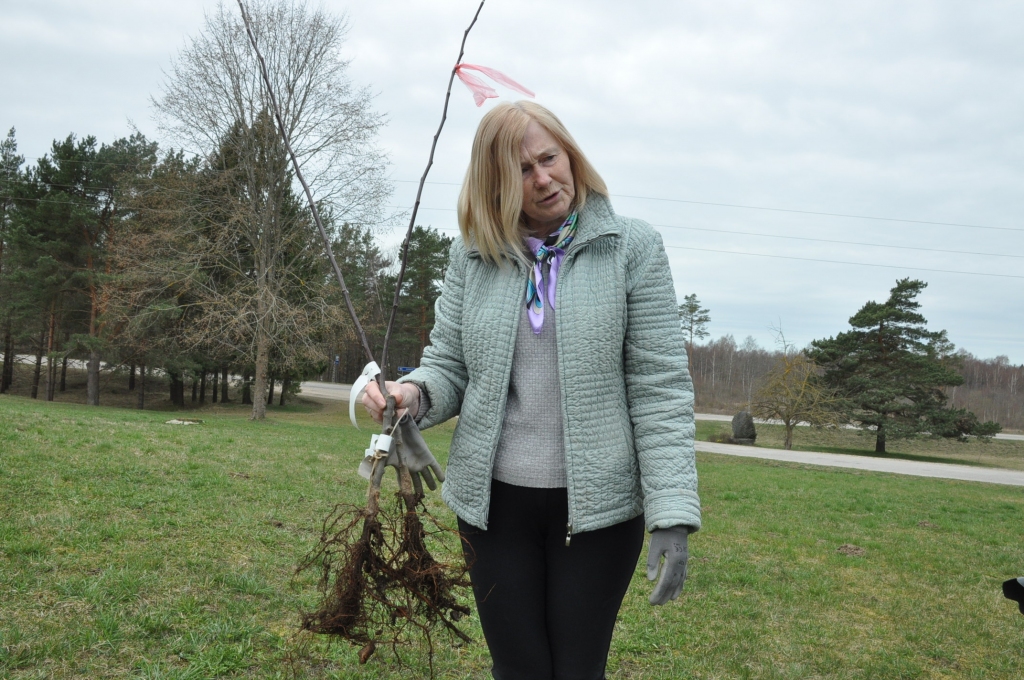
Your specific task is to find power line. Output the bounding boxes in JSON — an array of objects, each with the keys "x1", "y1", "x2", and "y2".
[
  {"x1": 649, "y1": 222, "x2": 1024, "y2": 260},
  {"x1": 616, "y1": 194, "x2": 1024, "y2": 234},
  {"x1": 376, "y1": 221, "x2": 1022, "y2": 280},
  {"x1": 391, "y1": 179, "x2": 1024, "y2": 234},
  {"x1": 664, "y1": 245, "x2": 1024, "y2": 280},
  {"x1": 6, "y1": 195, "x2": 180, "y2": 214},
  {"x1": 386, "y1": 205, "x2": 1023, "y2": 260},
  {"x1": 16, "y1": 166, "x2": 1022, "y2": 233}
]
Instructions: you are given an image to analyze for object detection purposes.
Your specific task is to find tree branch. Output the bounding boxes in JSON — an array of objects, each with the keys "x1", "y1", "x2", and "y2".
[
  {"x1": 236, "y1": 0, "x2": 376, "y2": 369},
  {"x1": 379, "y1": 0, "x2": 486, "y2": 376}
]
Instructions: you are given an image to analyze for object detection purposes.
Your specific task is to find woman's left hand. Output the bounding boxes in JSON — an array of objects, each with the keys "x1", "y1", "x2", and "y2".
[{"x1": 646, "y1": 526, "x2": 689, "y2": 605}]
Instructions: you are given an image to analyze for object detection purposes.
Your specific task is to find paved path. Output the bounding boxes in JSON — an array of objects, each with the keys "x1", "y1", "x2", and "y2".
[
  {"x1": 693, "y1": 411, "x2": 1023, "y2": 442},
  {"x1": 298, "y1": 381, "x2": 352, "y2": 401},
  {"x1": 301, "y1": 381, "x2": 1024, "y2": 486},
  {"x1": 695, "y1": 440, "x2": 1024, "y2": 487}
]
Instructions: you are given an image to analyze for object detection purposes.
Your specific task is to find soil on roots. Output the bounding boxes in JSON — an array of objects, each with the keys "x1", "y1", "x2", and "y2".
[{"x1": 298, "y1": 490, "x2": 472, "y2": 668}]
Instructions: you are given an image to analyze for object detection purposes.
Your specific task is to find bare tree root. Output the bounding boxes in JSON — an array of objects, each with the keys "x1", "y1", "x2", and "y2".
[{"x1": 297, "y1": 487, "x2": 471, "y2": 670}]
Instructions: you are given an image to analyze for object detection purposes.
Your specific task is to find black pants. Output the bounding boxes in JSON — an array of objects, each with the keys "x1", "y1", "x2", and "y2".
[{"x1": 458, "y1": 480, "x2": 645, "y2": 680}]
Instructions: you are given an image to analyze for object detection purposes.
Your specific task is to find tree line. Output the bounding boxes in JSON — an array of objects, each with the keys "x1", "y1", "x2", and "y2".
[
  {"x1": 0, "y1": 4, "x2": 453, "y2": 420},
  {"x1": 0, "y1": 123, "x2": 448, "y2": 419},
  {"x1": 681, "y1": 281, "x2": 1013, "y2": 451}
]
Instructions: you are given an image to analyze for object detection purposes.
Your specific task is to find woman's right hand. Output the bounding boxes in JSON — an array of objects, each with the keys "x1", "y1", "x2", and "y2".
[{"x1": 361, "y1": 379, "x2": 421, "y2": 425}]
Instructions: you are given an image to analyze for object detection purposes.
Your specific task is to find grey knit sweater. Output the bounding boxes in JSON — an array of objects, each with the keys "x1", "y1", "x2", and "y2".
[
  {"x1": 416, "y1": 268, "x2": 566, "y2": 488},
  {"x1": 491, "y1": 294, "x2": 566, "y2": 488}
]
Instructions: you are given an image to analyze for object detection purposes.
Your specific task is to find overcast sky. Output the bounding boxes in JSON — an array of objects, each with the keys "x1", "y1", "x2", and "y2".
[{"x1": 3, "y1": 0, "x2": 1022, "y2": 362}]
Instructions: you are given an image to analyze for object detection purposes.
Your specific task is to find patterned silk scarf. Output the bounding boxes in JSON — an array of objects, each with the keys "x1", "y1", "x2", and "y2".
[{"x1": 525, "y1": 211, "x2": 578, "y2": 334}]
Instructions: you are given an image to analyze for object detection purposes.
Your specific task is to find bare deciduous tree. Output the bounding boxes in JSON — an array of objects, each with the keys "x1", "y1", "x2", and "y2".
[
  {"x1": 154, "y1": 0, "x2": 389, "y2": 419},
  {"x1": 751, "y1": 335, "x2": 842, "y2": 450}
]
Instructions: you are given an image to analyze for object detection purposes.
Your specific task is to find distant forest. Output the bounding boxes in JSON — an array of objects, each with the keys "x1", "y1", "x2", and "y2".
[{"x1": 688, "y1": 335, "x2": 1023, "y2": 431}]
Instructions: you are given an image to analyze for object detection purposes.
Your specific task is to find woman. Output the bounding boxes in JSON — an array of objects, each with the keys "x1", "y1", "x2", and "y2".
[{"x1": 363, "y1": 101, "x2": 701, "y2": 680}]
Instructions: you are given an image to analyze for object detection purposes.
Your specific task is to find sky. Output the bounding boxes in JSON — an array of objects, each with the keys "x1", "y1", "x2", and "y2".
[{"x1": 2, "y1": 0, "x2": 1023, "y2": 362}]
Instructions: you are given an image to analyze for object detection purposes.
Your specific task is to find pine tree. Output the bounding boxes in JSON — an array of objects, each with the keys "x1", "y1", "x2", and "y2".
[
  {"x1": 808, "y1": 278, "x2": 999, "y2": 452},
  {"x1": 678, "y1": 293, "x2": 710, "y2": 348},
  {"x1": 392, "y1": 226, "x2": 453, "y2": 371},
  {"x1": 0, "y1": 128, "x2": 24, "y2": 392}
]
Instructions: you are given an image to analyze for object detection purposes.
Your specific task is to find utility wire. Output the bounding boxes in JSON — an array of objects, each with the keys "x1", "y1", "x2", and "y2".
[
  {"x1": 386, "y1": 205, "x2": 1023, "y2": 259},
  {"x1": 651, "y1": 223, "x2": 1022, "y2": 259},
  {"x1": 391, "y1": 179, "x2": 1024, "y2": 233},
  {"x1": 17, "y1": 162, "x2": 1024, "y2": 234},
  {"x1": 11, "y1": 192, "x2": 1023, "y2": 266},
  {"x1": 664, "y1": 245, "x2": 1024, "y2": 280},
  {"x1": 374, "y1": 223, "x2": 1022, "y2": 280}
]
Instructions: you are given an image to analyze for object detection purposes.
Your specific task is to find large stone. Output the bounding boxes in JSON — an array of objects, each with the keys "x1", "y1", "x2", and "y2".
[{"x1": 732, "y1": 410, "x2": 756, "y2": 445}]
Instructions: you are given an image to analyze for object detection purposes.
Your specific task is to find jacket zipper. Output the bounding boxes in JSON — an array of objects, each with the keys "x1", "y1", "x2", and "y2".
[
  {"x1": 479, "y1": 257, "x2": 524, "y2": 529},
  {"x1": 559, "y1": 231, "x2": 615, "y2": 549}
]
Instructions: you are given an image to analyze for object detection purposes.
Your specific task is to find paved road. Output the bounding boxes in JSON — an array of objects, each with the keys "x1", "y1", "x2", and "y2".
[
  {"x1": 298, "y1": 381, "x2": 352, "y2": 401},
  {"x1": 301, "y1": 384, "x2": 1022, "y2": 442},
  {"x1": 695, "y1": 440, "x2": 1024, "y2": 487},
  {"x1": 689, "y1": 411, "x2": 1024, "y2": 442},
  {"x1": 300, "y1": 380, "x2": 1024, "y2": 486}
]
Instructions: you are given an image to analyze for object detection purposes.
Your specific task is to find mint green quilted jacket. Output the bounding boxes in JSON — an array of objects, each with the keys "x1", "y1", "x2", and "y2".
[{"x1": 399, "y1": 194, "x2": 701, "y2": 537}]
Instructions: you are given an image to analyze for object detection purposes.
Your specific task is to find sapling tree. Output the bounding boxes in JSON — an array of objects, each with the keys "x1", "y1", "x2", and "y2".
[
  {"x1": 234, "y1": 0, "x2": 501, "y2": 669},
  {"x1": 751, "y1": 333, "x2": 841, "y2": 450}
]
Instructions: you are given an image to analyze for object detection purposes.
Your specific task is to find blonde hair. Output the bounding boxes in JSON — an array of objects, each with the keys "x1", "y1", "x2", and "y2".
[{"x1": 457, "y1": 101, "x2": 608, "y2": 264}]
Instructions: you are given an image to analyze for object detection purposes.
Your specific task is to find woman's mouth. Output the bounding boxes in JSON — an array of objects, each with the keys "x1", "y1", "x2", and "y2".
[{"x1": 540, "y1": 190, "x2": 560, "y2": 205}]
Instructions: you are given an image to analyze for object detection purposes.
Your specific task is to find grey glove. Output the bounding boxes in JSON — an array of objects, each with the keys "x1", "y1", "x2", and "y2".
[
  {"x1": 371, "y1": 413, "x2": 445, "y2": 496},
  {"x1": 646, "y1": 526, "x2": 689, "y2": 606}
]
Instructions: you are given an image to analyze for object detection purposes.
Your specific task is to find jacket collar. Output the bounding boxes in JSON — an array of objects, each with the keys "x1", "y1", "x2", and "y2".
[
  {"x1": 570, "y1": 192, "x2": 620, "y2": 249},
  {"x1": 465, "y1": 192, "x2": 620, "y2": 259}
]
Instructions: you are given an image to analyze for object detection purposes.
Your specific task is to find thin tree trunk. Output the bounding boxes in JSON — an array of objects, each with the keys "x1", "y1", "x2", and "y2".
[
  {"x1": 220, "y1": 366, "x2": 229, "y2": 402},
  {"x1": 60, "y1": 356, "x2": 68, "y2": 392},
  {"x1": 31, "y1": 328, "x2": 44, "y2": 399},
  {"x1": 211, "y1": 369, "x2": 219, "y2": 403},
  {"x1": 86, "y1": 350, "x2": 100, "y2": 406},
  {"x1": 242, "y1": 370, "x2": 252, "y2": 405},
  {"x1": 86, "y1": 249, "x2": 101, "y2": 407},
  {"x1": 170, "y1": 371, "x2": 184, "y2": 407},
  {"x1": 44, "y1": 304, "x2": 56, "y2": 401},
  {"x1": 137, "y1": 363, "x2": 146, "y2": 410},
  {"x1": 1, "y1": 323, "x2": 13, "y2": 393},
  {"x1": 875, "y1": 424, "x2": 886, "y2": 453},
  {"x1": 784, "y1": 424, "x2": 794, "y2": 450},
  {"x1": 191, "y1": 378, "x2": 198, "y2": 403},
  {"x1": 199, "y1": 371, "x2": 207, "y2": 405},
  {"x1": 251, "y1": 334, "x2": 269, "y2": 420},
  {"x1": 279, "y1": 377, "x2": 290, "y2": 406},
  {"x1": 420, "y1": 305, "x2": 428, "y2": 360},
  {"x1": 128, "y1": 363, "x2": 136, "y2": 391},
  {"x1": 266, "y1": 372, "x2": 275, "y2": 406},
  {"x1": 46, "y1": 358, "x2": 57, "y2": 401}
]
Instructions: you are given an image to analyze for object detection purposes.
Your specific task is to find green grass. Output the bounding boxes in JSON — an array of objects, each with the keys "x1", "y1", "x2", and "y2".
[{"x1": 2, "y1": 395, "x2": 1023, "y2": 678}]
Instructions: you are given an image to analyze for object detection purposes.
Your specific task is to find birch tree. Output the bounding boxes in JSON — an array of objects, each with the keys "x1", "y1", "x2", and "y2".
[{"x1": 154, "y1": 0, "x2": 389, "y2": 419}]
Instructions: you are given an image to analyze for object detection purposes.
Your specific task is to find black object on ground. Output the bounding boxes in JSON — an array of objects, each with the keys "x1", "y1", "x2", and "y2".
[{"x1": 1004, "y1": 577, "x2": 1024, "y2": 615}]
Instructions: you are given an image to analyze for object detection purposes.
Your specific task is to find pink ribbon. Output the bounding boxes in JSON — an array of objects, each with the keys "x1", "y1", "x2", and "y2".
[{"x1": 455, "y1": 63, "x2": 535, "y2": 107}]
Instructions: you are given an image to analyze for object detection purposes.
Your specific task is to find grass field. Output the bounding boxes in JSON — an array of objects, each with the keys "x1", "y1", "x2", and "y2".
[{"x1": 2, "y1": 394, "x2": 1023, "y2": 679}]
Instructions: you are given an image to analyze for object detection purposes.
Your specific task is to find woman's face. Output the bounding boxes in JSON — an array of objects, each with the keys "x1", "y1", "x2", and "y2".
[{"x1": 519, "y1": 120, "x2": 575, "y2": 237}]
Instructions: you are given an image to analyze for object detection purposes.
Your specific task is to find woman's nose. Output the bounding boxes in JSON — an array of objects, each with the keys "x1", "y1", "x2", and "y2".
[{"x1": 532, "y1": 167, "x2": 552, "y2": 187}]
